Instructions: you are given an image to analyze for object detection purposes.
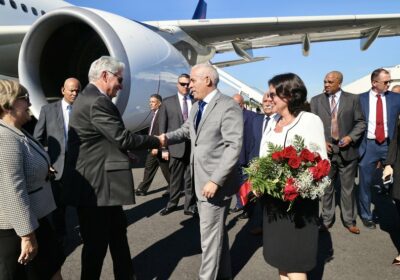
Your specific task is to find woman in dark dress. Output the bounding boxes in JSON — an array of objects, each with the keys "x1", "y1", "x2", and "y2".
[
  {"x1": 258, "y1": 74, "x2": 328, "y2": 280},
  {"x1": 383, "y1": 116, "x2": 400, "y2": 265}
]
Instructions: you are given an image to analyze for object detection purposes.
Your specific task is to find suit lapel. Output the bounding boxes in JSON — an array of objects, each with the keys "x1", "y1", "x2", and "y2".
[
  {"x1": 55, "y1": 101, "x2": 65, "y2": 137},
  {"x1": 337, "y1": 91, "x2": 347, "y2": 116},
  {"x1": 321, "y1": 94, "x2": 331, "y2": 115},
  {"x1": 196, "y1": 92, "x2": 220, "y2": 137},
  {"x1": 173, "y1": 95, "x2": 184, "y2": 124}
]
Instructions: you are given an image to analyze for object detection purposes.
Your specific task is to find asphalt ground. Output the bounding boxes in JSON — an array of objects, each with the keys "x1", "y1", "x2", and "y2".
[{"x1": 61, "y1": 164, "x2": 400, "y2": 280}]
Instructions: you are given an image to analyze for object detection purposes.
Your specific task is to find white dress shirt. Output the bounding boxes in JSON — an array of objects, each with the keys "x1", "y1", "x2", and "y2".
[{"x1": 367, "y1": 89, "x2": 388, "y2": 139}]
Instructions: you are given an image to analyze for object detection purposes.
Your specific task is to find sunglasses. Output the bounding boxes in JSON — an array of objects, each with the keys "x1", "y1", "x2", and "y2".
[
  {"x1": 107, "y1": 71, "x2": 123, "y2": 83},
  {"x1": 375, "y1": 80, "x2": 392, "y2": 85},
  {"x1": 178, "y1": 82, "x2": 190, "y2": 87},
  {"x1": 17, "y1": 93, "x2": 30, "y2": 103}
]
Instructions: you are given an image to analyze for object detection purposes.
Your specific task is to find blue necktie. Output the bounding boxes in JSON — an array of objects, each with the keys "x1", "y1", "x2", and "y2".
[{"x1": 195, "y1": 101, "x2": 207, "y2": 131}]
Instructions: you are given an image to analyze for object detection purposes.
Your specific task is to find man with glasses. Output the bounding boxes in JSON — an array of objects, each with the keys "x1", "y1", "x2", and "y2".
[
  {"x1": 310, "y1": 71, "x2": 365, "y2": 235},
  {"x1": 64, "y1": 56, "x2": 160, "y2": 279},
  {"x1": 158, "y1": 73, "x2": 197, "y2": 216},
  {"x1": 34, "y1": 77, "x2": 81, "y2": 239},
  {"x1": 358, "y1": 68, "x2": 400, "y2": 229}
]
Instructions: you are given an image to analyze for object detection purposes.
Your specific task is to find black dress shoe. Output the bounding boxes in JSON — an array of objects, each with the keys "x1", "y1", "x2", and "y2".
[
  {"x1": 135, "y1": 189, "x2": 147, "y2": 196},
  {"x1": 161, "y1": 192, "x2": 169, "y2": 198},
  {"x1": 237, "y1": 211, "x2": 249, "y2": 219},
  {"x1": 361, "y1": 219, "x2": 376, "y2": 229},
  {"x1": 184, "y1": 209, "x2": 197, "y2": 216},
  {"x1": 160, "y1": 206, "x2": 177, "y2": 216},
  {"x1": 229, "y1": 207, "x2": 243, "y2": 214}
]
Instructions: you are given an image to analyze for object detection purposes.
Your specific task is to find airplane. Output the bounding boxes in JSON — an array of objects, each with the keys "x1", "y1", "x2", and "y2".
[{"x1": 1, "y1": 0, "x2": 400, "y2": 131}]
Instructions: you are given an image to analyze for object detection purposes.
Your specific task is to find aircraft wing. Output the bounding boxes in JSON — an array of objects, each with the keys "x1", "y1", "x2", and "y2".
[{"x1": 146, "y1": 14, "x2": 400, "y2": 56}]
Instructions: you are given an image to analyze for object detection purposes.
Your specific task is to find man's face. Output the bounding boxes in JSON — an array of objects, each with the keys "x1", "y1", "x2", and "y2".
[
  {"x1": 372, "y1": 72, "x2": 391, "y2": 94},
  {"x1": 324, "y1": 73, "x2": 341, "y2": 95},
  {"x1": 189, "y1": 68, "x2": 209, "y2": 100},
  {"x1": 177, "y1": 77, "x2": 190, "y2": 95},
  {"x1": 105, "y1": 69, "x2": 123, "y2": 98},
  {"x1": 149, "y1": 97, "x2": 161, "y2": 111},
  {"x1": 262, "y1": 93, "x2": 273, "y2": 115},
  {"x1": 62, "y1": 79, "x2": 80, "y2": 104}
]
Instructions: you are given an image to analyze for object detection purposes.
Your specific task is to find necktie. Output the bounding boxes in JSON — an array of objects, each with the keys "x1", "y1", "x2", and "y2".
[
  {"x1": 182, "y1": 95, "x2": 188, "y2": 121},
  {"x1": 330, "y1": 95, "x2": 339, "y2": 140},
  {"x1": 263, "y1": 116, "x2": 270, "y2": 132},
  {"x1": 66, "y1": 104, "x2": 72, "y2": 116},
  {"x1": 65, "y1": 105, "x2": 72, "y2": 148},
  {"x1": 195, "y1": 101, "x2": 207, "y2": 131},
  {"x1": 375, "y1": 94, "x2": 385, "y2": 143},
  {"x1": 149, "y1": 111, "x2": 156, "y2": 135}
]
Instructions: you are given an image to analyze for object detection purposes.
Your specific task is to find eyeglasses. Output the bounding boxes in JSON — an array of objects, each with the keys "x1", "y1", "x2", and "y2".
[
  {"x1": 375, "y1": 80, "x2": 392, "y2": 85},
  {"x1": 178, "y1": 82, "x2": 190, "y2": 87},
  {"x1": 17, "y1": 93, "x2": 30, "y2": 103},
  {"x1": 107, "y1": 71, "x2": 123, "y2": 83}
]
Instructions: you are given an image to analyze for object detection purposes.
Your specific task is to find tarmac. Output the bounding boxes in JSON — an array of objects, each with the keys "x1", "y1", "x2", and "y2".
[{"x1": 61, "y1": 163, "x2": 400, "y2": 280}]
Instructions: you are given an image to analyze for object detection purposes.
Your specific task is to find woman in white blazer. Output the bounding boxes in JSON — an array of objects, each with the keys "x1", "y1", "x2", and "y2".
[{"x1": 0, "y1": 80, "x2": 64, "y2": 280}]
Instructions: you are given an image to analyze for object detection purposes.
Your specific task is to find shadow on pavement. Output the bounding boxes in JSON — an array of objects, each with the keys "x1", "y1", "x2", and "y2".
[{"x1": 133, "y1": 217, "x2": 201, "y2": 279}]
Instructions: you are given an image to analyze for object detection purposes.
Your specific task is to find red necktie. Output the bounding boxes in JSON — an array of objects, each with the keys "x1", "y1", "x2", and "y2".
[{"x1": 375, "y1": 94, "x2": 385, "y2": 143}]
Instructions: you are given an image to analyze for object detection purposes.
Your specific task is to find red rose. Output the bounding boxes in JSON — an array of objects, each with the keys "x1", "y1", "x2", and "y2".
[
  {"x1": 281, "y1": 146, "x2": 297, "y2": 159},
  {"x1": 314, "y1": 153, "x2": 322, "y2": 163},
  {"x1": 317, "y1": 159, "x2": 331, "y2": 177},
  {"x1": 271, "y1": 151, "x2": 283, "y2": 161},
  {"x1": 309, "y1": 159, "x2": 331, "y2": 180},
  {"x1": 300, "y1": 148, "x2": 315, "y2": 162},
  {"x1": 284, "y1": 178, "x2": 299, "y2": 201},
  {"x1": 288, "y1": 156, "x2": 302, "y2": 169}
]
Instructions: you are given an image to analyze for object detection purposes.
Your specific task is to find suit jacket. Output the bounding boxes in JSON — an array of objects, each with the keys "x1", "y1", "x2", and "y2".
[
  {"x1": 248, "y1": 114, "x2": 265, "y2": 160},
  {"x1": 384, "y1": 118, "x2": 400, "y2": 201},
  {"x1": 158, "y1": 94, "x2": 193, "y2": 158},
  {"x1": 358, "y1": 90, "x2": 400, "y2": 157},
  {"x1": 63, "y1": 84, "x2": 159, "y2": 207},
  {"x1": 34, "y1": 100, "x2": 67, "y2": 180},
  {"x1": 166, "y1": 91, "x2": 243, "y2": 202},
  {"x1": 310, "y1": 91, "x2": 366, "y2": 161},
  {"x1": 0, "y1": 120, "x2": 56, "y2": 236},
  {"x1": 238, "y1": 108, "x2": 257, "y2": 166}
]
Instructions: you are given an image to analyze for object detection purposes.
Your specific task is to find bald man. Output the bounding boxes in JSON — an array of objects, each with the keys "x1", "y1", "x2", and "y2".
[{"x1": 34, "y1": 77, "x2": 81, "y2": 238}]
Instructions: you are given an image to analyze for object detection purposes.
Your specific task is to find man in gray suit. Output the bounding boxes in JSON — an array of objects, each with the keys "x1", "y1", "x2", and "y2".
[
  {"x1": 64, "y1": 56, "x2": 160, "y2": 279},
  {"x1": 160, "y1": 63, "x2": 243, "y2": 280},
  {"x1": 310, "y1": 71, "x2": 366, "y2": 234},
  {"x1": 34, "y1": 77, "x2": 81, "y2": 237}
]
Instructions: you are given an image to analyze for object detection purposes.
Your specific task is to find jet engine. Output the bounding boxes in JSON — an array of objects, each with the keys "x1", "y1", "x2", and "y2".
[{"x1": 18, "y1": 6, "x2": 189, "y2": 131}]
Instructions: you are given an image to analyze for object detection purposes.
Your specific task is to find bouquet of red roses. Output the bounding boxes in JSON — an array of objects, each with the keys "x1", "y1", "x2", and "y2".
[{"x1": 245, "y1": 135, "x2": 331, "y2": 211}]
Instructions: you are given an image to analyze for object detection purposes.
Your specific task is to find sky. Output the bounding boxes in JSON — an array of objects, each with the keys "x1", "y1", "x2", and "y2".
[{"x1": 67, "y1": 0, "x2": 400, "y2": 99}]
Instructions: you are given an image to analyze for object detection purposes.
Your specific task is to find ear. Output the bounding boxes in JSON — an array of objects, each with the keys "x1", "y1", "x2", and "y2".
[{"x1": 205, "y1": 76, "x2": 212, "y2": 87}]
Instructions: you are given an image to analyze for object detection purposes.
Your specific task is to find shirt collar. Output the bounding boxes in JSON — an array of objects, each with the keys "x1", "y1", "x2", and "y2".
[{"x1": 202, "y1": 89, "x2": 218, "y2": 104}]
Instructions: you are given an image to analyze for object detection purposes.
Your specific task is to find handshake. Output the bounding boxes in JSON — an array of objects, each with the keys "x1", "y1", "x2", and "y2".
[
  {"x1": 154, "y1": 133, "x2": 169, "y2": 161},
  {"x1": 156, "y1": 133, "x2": 168, "y2": 148}
]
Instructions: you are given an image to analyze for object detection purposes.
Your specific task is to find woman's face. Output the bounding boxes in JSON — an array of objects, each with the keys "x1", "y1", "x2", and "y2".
[
  {"x1": 11, "y1": 95, "x2": 31, "y2": 128},
  {"x1": 269, "y1": 84, "x2": 288, "y2": 114}
]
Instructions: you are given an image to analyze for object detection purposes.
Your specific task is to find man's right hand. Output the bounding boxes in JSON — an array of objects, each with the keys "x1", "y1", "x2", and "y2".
[
  {"x1": 157, "y1": 134, "x2": 168, "y2": 147},
  {"x1": 150, "y1": 149, "x2": 158, "y2": 157},
  {"x1": 18, "y1": 232, "x2": 38, "y2": 265},
  {"x1": 326, "y1": 142, "x2": 333, "y2": 154},
  {"x1": 382, "y1": 165, "x2": 393, "y2": 180}
]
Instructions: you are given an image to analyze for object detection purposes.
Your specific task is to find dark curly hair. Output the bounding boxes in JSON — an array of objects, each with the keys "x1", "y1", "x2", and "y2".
[{"x1": 268, "y1": 73, "x2": 308, "y2": 117}]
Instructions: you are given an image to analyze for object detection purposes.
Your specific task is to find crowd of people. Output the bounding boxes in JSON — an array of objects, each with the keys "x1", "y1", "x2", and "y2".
[{"x1": 1, "y1": 56, "x2": 400, "y2": 280}]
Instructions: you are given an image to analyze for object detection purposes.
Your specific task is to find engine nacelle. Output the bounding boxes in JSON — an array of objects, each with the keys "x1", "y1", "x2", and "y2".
[{"x1": 19, "y1": 6, "x2": 189, "y2": 131}]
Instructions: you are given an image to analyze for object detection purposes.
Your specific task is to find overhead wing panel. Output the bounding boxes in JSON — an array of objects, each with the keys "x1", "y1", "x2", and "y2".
[{"x1": 145, "y1": 14, "x2": 400, "y2": 53}]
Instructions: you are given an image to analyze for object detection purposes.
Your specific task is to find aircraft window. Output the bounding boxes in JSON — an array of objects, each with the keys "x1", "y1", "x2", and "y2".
[
  {"x1": 41, "y1": 10, "x2": 45, "y2": 15},
  {"x1": 21, "y1": 3, "x2": 28, "y2": 12},
  {"x1": 10, "y1": 0, "x2": 17, "y2": 9},
  {"x1": 0, "y1": 0, "x2": 4, "y2": 6},
  {"x1": 31, "y1": 7, "x2": 38, "y2": 16}
]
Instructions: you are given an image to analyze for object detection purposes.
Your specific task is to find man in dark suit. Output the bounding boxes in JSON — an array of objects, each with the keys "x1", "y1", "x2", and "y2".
[
  {"x1": 161, "y1": 63, "x2": 243, "y2": 279},
  {"x1": 34, "y1": 77, "x2": 81, "y2": 237},
  {"x1": 64, "y1": 56, "x2": 160, "y2": 279},
  {"x1": 310, "y1": 71, "x2": 365, "y2": 234},
  {"x1": 358, "y1": 68, "x2": 400, "y2": 229},
  {"x1": 158, "y1": 73, "x2": 197, "y2": 216},
  {"x1": 135, "y1": 94, "x2": 170, "y2": 196},
  {"x1": 231, "y1": 93, "x2": 256, "y2": 217}
]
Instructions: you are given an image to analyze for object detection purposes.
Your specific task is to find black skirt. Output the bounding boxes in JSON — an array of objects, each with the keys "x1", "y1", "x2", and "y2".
[
  {"x1": 262, "y1": 195, "x2": 319, "y2": 272},
  {"x1": 0, "y1": 216, "x2": 65, "y2": 280}
]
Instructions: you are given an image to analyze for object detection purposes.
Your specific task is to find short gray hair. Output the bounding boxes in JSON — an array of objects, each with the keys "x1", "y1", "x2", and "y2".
[
  {"x1": 88, "y1": 56, "x2": 125, "y2": 82},
  {"x1": 192, "y1": 63, "x2": 219, "y2": 86}
]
